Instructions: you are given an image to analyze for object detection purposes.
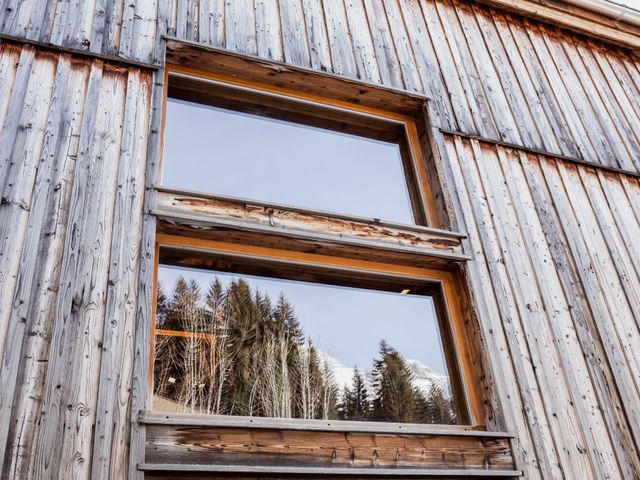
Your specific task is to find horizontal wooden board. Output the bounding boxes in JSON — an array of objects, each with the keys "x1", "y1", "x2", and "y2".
[
  {"x1": 3, "y1": 0, "x2": 640, "y2": 173},
  {"x1": 144, "y1": 424, "x2": 516, "y2": 472},
  {"x1": 155, "y1": 188, "x2": 465, "y2": 256},
  {"x1": 142, "y1": 412, "x2": 513, "y2": 437},
  {"x1": 165, "y1": 39, "x2": 429, "y2": 116}
]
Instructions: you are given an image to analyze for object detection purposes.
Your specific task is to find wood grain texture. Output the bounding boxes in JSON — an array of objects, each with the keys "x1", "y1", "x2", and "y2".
[
  {"x1": 441, "y1": 133, "x2": 640, "y2": 479},
  {"x1": 155, "y1": 188, "x2": 465, "y2": 257},
  {"x1": 0, "y1": 41, "x2": 153, "y2": 479},
  {"x1": 1, "y1": 0, "x2": 640, "y2": 479},
  {"x1": 3, "y1": 0, "x2": 640, "y2": 173},
  {"x1": 144, "y1": 424, "x2": 516, "y2": 471}
]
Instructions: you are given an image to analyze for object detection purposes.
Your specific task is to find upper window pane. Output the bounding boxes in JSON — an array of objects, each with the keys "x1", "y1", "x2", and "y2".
[{"x1": 162, "y1": 97, "x2": 416, "y2": 224}]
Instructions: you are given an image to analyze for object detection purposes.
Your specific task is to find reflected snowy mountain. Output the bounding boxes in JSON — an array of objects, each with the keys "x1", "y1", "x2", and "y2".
[{"x1": 317, "y1": 350, "x2": 451, "y2": 399}]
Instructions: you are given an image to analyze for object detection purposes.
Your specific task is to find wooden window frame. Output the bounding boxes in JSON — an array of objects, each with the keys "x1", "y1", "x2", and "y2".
[
  {"x1": 148, "y1": 62, "x2": 486, "y2": 435},
  {"x1": 161, "y1": 64, "x2": 441, "y2": 229},
  {"x1": 151, "y1": 234, "x2": 483, "y2": 429}
]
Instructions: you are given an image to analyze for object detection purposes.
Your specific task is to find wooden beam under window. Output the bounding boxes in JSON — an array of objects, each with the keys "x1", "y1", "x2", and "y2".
[
  {"x1": 153, "y1": 188, "x2": 467, "y2": 270},
  {"x1": 141, "y1": 422, "x2": 519, "y2": 476}
]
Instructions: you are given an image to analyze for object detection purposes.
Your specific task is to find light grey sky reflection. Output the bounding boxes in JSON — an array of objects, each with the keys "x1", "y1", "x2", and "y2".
[
  {"x1": 163, "y1": 99, "x2": 415, "y2": 224},
  {"x1": 158, "y1": 264, "x2": 449, "y2": 376}
]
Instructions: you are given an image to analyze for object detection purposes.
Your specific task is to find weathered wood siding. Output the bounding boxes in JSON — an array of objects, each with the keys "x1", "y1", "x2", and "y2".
[
  {"x1": 2, "y1": 0, "x2": 640, "y2": 173},
  {"x1": 440, "y1": 134, "x2": 640, "y2": 479},
  {"x1": 0, "y1": 0, "x2": 640, "y2": 479},
  {"x1": 0, "y1": 41, "x2": 152, "y2": 479}
]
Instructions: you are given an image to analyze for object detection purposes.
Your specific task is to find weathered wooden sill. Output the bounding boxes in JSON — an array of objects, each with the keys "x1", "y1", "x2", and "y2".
[
  {"x1": 152, "y1": 187, "x2": 469, "y2": 270},
  {"x1": 140, "y1": 414, "x2": 520, "y2": 478},
  {"x1": 142, "y1": 412, "x2": 511, "y2": 437}
]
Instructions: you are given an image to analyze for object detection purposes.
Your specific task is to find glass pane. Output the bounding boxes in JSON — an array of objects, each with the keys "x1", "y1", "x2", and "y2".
[
  {"x1": 153, "y1": 264, "x2": 457, "y2": 424},
  {"x1": 162, "y1": 98, "x2": 416, "y2": 224}
]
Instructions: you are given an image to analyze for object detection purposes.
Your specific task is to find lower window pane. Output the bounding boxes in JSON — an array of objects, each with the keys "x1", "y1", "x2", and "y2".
[{"x1": 153, "y1": 263, "x2": 458, "y2": 425}]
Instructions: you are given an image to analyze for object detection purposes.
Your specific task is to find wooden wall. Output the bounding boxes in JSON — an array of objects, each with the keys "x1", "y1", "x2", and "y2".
[
  {"x1": 0, "y1": 41, "x2": 152, "y2": 478},
  {"x1": 0, "y1": 0, "x2": 639, "y2": 479},
  {"x1": 2, "y1": 0, "x2": 640, "y2": 173},
  {"x1": 441, "y1": 134, "x2": 640, "y2": 479}
]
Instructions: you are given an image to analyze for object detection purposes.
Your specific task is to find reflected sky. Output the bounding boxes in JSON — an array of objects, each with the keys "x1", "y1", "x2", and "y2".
[
  {"x1": 162, "y1": 99, "x2": 415, "y2": 224},
  {"x1": 158, "y1": 264, "x2": 449, "y2": 376}
]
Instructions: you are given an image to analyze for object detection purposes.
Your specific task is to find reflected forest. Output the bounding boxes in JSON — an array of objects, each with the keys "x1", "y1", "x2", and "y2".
[{"x1": 153, "y1": 276, "x2": 456, "y2": 424}]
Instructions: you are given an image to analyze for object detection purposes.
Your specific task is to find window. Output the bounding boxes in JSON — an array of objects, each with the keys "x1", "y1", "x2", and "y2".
[
  {"x1": 152, "y1": 67, "x2": 480, "y2": 429},
  {"x1": 161, "y1": 71, "x2": 435, "y2": 226},
  {"x1": 153, "y1": 250, "x2": 460, "y2": 424}
]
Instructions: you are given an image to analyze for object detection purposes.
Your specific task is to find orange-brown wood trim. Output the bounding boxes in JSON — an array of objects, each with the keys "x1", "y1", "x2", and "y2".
[
  {"x1": 155, "y1": 328, "x2": 215, "y2": 340},
  {"x1": 148, "y1": 241, "x2": 161, "y2": 410},
  {"x1": 168, "y1": 64, "x2": 415, "y2": 122},
  {"x1": 154, "y1": 234, "x2": 485, "y2": 427}
]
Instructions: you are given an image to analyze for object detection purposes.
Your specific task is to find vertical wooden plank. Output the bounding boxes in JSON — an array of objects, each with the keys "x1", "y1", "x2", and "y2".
[
  {"x1": 493, "y1": 147, "x2": 621, "y2": 479},
  {"x1": 0, "y1": 47, "x2": 47, "y2": 364},
  {"x1": 452, "y1": 0, "x2": 520, "y2": 144},
  {"x1": 91, "y1": 69, "x2": 151, "y2": 480},
  {"x1": 175, "y1": 0, "x2": 190, "y2": 39},
  {"x1": 225, "y1": 0, "x2": 258, "y2": 56},
  {"x1": 31, "y1": 64, "x2": 126, "y2": 479},
  {"x1": 621, "y1": 177, "x2": 640, "y2": 227},
  {"x1": 199, "y1": 0, "x2": 225, "y2": 48},
  {"x1": 279, "y1": 0, "x2": 311, "y2": 67},
  {"x1": 62, "y1": 0, "x2": 99, "y2": 50},
  {"x1": 322, "y1": 0, "x2": 357, "y2": 78},
  {"x1": 0, "y1": 43, "x2": 22, "y2": 133},
  {"x1": 434, "y1": 0, "x2": 498, "y2": 139},
  {"x1": 300, "y1": 0, "x2": 332, "y2": 72},
  {"x1": 397, "y1": 0, "x2": 455, "y2": 129},
  {"x1": 361, "y1": 0, "x2": 401, "y2": 86},
  {"x1": 118, "y1": 0, "x2": 136, "y2": 58},
  {"x1": 445, "y1": 136, "x2": 557, "y2": 479},
  {"x1": 26, "y1": 0, "x2": 59, "y2": 43},
  {"x1": 255, "y1": 0, "x2": 283, "y2": 61},
  {"x1": 343, "y1": 0, "x2": 381, "y2": 83},
  {"x1": 0, "y1": 47, "x2": 57, "y2": 475},
  {"x1": 90, "y1": 0, "x2": 124, "y2": 56},
  {"x1": 381, "y1": 0, "x2": 424, "y2": 92},
  {"x1": 89, "y1": 0, "x2": 109, "y2": 54},
  {"x1": 0, "y1": 56, "x2": 90, "y2": 480},
  {"x1": 420, "y1": 0, "x2": 476, "y2": 134},
  {"x1": 130, "y1": 0, "x2": 159, "y2": 63},
  {"x1": 128, "y1": 63, "x2": 166, "y2": 480}
]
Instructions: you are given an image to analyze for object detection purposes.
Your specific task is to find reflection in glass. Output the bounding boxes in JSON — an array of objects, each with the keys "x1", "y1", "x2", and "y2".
[
  {"x1": 162, "y1": 99, "x2": 416, "y2": 224},
  {"x1": 153, "y1": 264, "x2": 457, "y2": 424}
]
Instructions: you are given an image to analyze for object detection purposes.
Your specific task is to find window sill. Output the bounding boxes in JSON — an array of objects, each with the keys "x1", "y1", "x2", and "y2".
[
  {"x1": 140, "y1": 413, "x2": 519, "y2": 477},
  {"x1": 152, "y1": 187, "x2": 470, "y2": 270},
  {"x1": 141, "y1": 412, "x2": 509, "y2": 437}
]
